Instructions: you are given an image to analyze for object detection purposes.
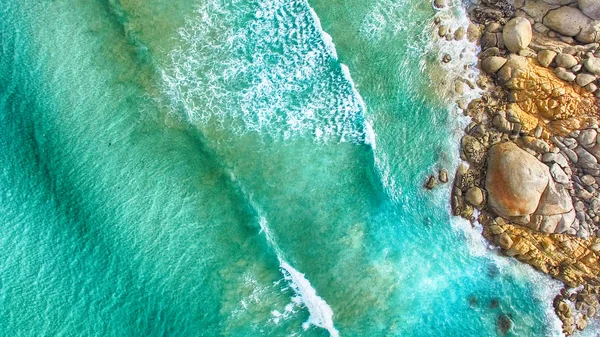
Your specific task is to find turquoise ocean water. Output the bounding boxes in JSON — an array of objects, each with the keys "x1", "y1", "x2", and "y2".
[{"x1": 0, "y1": 0, "x2": 583, "y2": 336}]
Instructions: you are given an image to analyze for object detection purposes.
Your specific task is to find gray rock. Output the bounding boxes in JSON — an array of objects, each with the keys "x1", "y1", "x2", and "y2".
[
  {"x1": 536, "y1": 180, "x2": 574, "y2": 215},
  {"x1": 582, "y1": 174, "x2": 596, "y2": 185},
  {"x1": 543, "y1": 6, "x2": 592, "y2": 37},
  {"x1": 556, "y1": 53, "x2": 579, "y2": 68},
  {"x1": 562, "y1": 147, "x2": 579, "y2": 163},
  {"x1": 577, "y1": 188, "x2": 594, "y2": 199},
  {"x1": 550, "y1": 163, "x2": 570, "y2": 184},
  {"x1": 540, "y1": 214, "x2": 561, "y2": 233},
  {"x1": 481, "y1": 56, "x2": 508, "y2": 74},
  {"x1": 575, "y1": 146, "x2": 598, "y2": 164},
  {"x1": 503, "y1": 17, "x2": 533, "y2": 52},
  {"x1": 579, "y1": 128, "x2": 598, "y2": 147},
  {"x1": 522, "y1": 136, "x2": 550, "y2": 153},
  {"x1": 537, "y1": 49, "x2": 557, "y2": 67},
  {"x1": 578, "y1": 23, "x2": 600, "y2": 44},
  {"x1": 563, "y1": 137, "x2": 578, "y2": 149},
  {"x1": 591, "y1": 198, "x2": 600, "y2": 212},
  {"x1": 534, "y1": 22, "x2": 550, "y2": 35},
  {"x1": 585, "y1": 82, "x2": 598, "y2": 92},
  {"x1": 555, "y1": 67, "x2": 577, "y2": 82},
  {"x1": 572, "y1": 64, "x2": 583, "y2": 72},
  {"x1": 576, "y1": 73, "x2": 597, "y2": 87},
  {"x1": 579, "y1": 0, "x2": 600, "y2": 20},
  {"x1": 542, "y1": 152, "x2": 570, "y2": 168},
  {"x1": 482, "y1": 32, "x2": 499, "y2": 50},
  {"x1": 557, "y1": 209, "x2": 576, "y2": 233},
  {"x1": 584, "y1": 56, "x2": 600, "y2": 75},
  {"x1": 578, "y1": 227, "x2": 590, "y2": 239}
]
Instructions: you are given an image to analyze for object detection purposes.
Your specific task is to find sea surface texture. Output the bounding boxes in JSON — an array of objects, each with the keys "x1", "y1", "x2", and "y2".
[{"x1": 0, "y1": 0, "x2": 571, "y2": 336}]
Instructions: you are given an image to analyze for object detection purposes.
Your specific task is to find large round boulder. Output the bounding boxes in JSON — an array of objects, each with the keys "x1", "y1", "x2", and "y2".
[
  {"x1": 486, "y1": 142, "x2": 550, "y2": 218},
  {"x1": 503, "y1": 17, "x2": 533, "y2": 52}
]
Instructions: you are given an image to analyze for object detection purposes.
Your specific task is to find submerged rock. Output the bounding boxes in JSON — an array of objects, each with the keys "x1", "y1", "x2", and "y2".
[{"x1": 497, "y1": 314, "x2": 512, "y2": 335}]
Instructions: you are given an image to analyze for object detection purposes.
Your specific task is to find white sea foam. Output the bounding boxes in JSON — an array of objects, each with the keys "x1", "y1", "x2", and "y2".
[
  {"x1": 254, "y1": 201, "x2": 339, "y2": 336},
  {"x1": 281, "y1": 262, "x2": 340, "y2": 337},
  {"x1": 160, "y1": 0, "x2": 367, "y2": 143}
]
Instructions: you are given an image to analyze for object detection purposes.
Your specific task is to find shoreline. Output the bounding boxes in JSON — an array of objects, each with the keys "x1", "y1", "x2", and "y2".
[{"x1": 431, "y1": 0, "x2": 600, "y2": 335}]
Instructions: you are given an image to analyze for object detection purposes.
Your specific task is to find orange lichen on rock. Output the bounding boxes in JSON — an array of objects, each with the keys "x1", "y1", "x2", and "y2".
[
  {"x1": 499, "y1": 56, "x2": 597, "y2": 136},
  {"x1": 481, "y1": 214, "x2": 600, "y2": 287}
]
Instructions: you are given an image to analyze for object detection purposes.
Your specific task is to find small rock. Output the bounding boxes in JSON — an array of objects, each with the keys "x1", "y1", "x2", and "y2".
[
  {"x1": 425, "y1": 175, "x2": 436, "y2": 190},
  {"x1": 572, "y1": 64, "x2": 583, "y2": 72},
  {"x1": 588, "y1": 306, "x2": 596, "y2": 317},
  {"x1": 454, "y1": 26, "x2": 466, "y2": 40},
  {"x1": 433, "y1": 0, "x2": 447, "y2": 8},
  {"x1": 486, "y1": 22, "x2": 502, "y2": 33},
  {"x1": 577, "y1": 315, "x2": 588, "y2": 330},
  {"x1": 579, "y1": 129, "x2": 598, "y2": 147},
  {"x1": 550, "y1": 163, "x2": 570, "y2": 184},
  {"x1": 439, "y1": 169, "x2": 448, "y2": 183},
  {"x1": 496, "y1": 233, "x2": 513, "y2": 250},
  {"x1": 438, "y1": 25, "x2": 448, "y2": 37},
  {"x1": 555, "y1": 67, "x2": 577, "y2": 82},
  {"x1": 556, "y1": 53, "x2": 579, "y2": 68},
  {"x1": 467, "y1": 23, "x2": 481, "y2": 42},
  {"x1": 542, "y1": 152, "x2": 569, "y2": 168},
  {"x1": 582, "y1": 174, "x2": 596, "y2": 186},
  {"x1": 584, "y1": 56, "x2": 600, "y2": 76},
  {"x1": 537, "y1": 49, "x2": 557, "y2": 67},
  {"x1": 482, "y1": 56, "x2": 508, "y2": 74},
  {"x1": 442, "y1": 54, "x2": 452, "y2": 63},
  {"x1": 466, "y1": 187, "x2": 485, "y2": 208},
  {"x1": 576, "y1": 73, "x2": 597, "y2": 87},
  {"x1": 480, "y1": 47, "x2": 500, "y2": 59},
  {"x1": 586, "y1": 83, "x2": 598, "y2": 93}
]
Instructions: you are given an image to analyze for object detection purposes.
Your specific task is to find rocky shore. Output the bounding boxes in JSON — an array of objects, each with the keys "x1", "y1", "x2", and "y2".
[{"x1": 433, "y1": 0, "x2": 600, "y2": 334}]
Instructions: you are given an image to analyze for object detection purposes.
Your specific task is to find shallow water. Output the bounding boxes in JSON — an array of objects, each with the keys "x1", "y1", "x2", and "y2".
[{"x1": 0, "y1": 0, "x2": 573, "y2": 336}]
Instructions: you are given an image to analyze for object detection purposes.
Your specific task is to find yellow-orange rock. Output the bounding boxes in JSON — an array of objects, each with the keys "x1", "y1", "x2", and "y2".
[
  {"x1": 499, "y1": 56, "x2": 596, "y2": 136},
  {"x1": 482, "y1": 218, "x2": 600, "y2": 287}
]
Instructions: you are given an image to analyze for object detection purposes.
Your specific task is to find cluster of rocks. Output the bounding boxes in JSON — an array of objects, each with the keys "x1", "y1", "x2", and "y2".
[
  {"x1": 555, "y1": 285, "x2": 600, "y2": 334},
  {"x1": 551, "y1": 128, "x2": 600, "y2": 238},
  {"x1": 433, "y1": 0, "x2": 600, "y2": 335},
  {"x1": 424, "y1": 169, "x2": 448, "y2": 189}
]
